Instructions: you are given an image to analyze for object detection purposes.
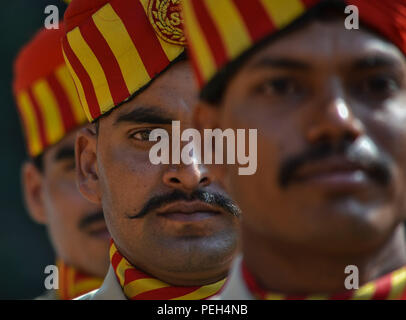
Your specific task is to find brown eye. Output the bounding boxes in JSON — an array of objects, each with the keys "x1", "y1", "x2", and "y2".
[
  {"x1": 361, "y1": 75, "x2": 400, "y2": 96},
  {"x1": 64, "y1": 161, "x2": 76, "y2": 171},
  {"x1": 261, "y1": 77, "x2": 299, "y2": 96},
  {"x1": 131, "y1": 129, "x2": 153, "y2": 141}
]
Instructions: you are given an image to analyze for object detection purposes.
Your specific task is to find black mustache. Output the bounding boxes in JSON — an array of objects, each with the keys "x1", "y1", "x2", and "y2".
[
  {"x1": 278, "y1": 140, "x2": 391, "y2": 188},
  {"x1": 78, "y1": 211, "x2": 105, "y2": 230},
  {"x1": 127, "y1": 189, "x2": 241, "y2": 219}
]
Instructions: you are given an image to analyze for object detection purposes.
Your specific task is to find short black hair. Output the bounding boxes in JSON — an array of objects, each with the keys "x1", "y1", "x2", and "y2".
[
  {"x1": 94, "y1": 118, "x2": 100, "y2": 136},
  {"x1": 31, "y1": 153, "x2": 44, "y2": 172},
  {"x1": 199, "y1": 0, "x2": 347, "y2": 105}
]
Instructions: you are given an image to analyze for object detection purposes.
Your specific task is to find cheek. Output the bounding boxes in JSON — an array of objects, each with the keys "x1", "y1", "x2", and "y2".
[
  {"x1": 97, "y1": 143, "x2": 166, "y2": 256},
  {"x1": 221, "y1": 95, "x2": 310, "y2": 221},
  {"x1": 366, "y1": 105, "x2": 406, "y2": 166},
  {"x1": 220, "y1": 101, "x2": 278, "y2": 211},
  {"x1": 46, "y1": 173, "x2": 84, "y2": 208},
  {"x1": 367, "y1": 107, "x2": 406, "y2": 195},
  {"x1": 226, "y1": 135, "x2": 281, "y2": 221},
  {"x1": 43, "y1": 175, "x2": 87, "y2": 231},
  {"x1": 222, "y1": 96, "x2": 302, "y2": 180},
  {"x1": 98, "y1": 143, "x2": 162, "y2": 214}
]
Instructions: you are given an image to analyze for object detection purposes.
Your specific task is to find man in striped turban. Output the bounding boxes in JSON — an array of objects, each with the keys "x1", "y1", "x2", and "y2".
[
  {"x1": 13, "y1": 26, "x2": 110, "y2": 299},
  {"x1": 63, "y1": 0, "x2": 240, "y2": 300},
  {"x1": 184, "y1": 0, "x2": 406, "y2": 299}
]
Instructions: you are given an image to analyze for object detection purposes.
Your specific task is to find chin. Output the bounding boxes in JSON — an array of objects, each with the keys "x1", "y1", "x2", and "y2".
[
  {"x1": 156, "y1": 234, "x2": 237, "y2": 271},
  {"x1": 305, "y1": 209, "x2": 393, "y2": 252},
  {"x1": 161, "y1": 251, "x2": 233, "y2": 275}
]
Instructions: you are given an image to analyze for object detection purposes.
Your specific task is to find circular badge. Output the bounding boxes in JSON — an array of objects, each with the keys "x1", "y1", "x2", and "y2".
[{"x1": 148, "y1": 0, "x2": 186, "y2": 45}]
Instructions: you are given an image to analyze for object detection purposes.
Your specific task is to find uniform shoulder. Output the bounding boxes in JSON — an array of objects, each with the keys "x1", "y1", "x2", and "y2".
[
  {"x1": 74, "y1": 289, "x2": 98, "y2": 300},
  {"x1": 34, "y1": 290, "x2": 58, "y2": 300}
]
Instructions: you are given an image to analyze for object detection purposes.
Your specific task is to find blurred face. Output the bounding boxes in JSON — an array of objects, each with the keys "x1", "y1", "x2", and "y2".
[
  {"x1": 22, "y1": 128, "x2": 110, "y2": 278},
  {"x1": 197, "y1": 19, "x2": 406, "y2": 254},
  {"x1": 76, "y1": 61, "x2": 240, "y2": 285}
]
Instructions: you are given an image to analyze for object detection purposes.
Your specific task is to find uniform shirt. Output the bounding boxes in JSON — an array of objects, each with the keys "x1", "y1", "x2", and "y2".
[
  {"x1": 76, "y1": 265, "x2": 125, "y2": 300},
  {"x1": 212, "y1": 255, "x2": 254, "y2": 300}
]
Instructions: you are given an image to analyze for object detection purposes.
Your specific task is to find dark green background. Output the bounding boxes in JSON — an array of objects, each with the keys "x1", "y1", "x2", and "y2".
[{"x1": 0, "y1": 1, "x2": 67, "y2": 299}]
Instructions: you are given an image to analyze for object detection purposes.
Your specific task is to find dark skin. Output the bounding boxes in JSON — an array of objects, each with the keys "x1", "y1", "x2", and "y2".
[
  {"x1": 76, "y1": 61, "x2": 240, "y2": 286},
  {"x1": 195, "y1": 19, "x2": 406, "y2": 294},
  {"x1": 22, "y1": 128, "x2": 110, "y2": 278}
]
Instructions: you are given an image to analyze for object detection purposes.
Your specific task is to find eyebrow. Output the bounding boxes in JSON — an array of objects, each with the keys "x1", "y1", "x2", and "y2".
[
  {"x1": 114, "y1": 106, "x2": 174, "y2": 126},
  {"x1": 250, "y1": 57, "x2": 311, "y2": 70},
  {"x1": 352, "y1": 55, "x2": 401, "y2": 70},
  {"x1": 53, "y1": 145, "x2": 75, "y2": 162}
]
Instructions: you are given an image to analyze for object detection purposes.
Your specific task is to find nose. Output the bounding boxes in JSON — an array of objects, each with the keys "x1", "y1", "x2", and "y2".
[
  {"x1": 163, "y1": 161, "x2": 212, "y2": 193},
  {"x1": 307, "y1": 94, "x2": 364, "y2": 145}
]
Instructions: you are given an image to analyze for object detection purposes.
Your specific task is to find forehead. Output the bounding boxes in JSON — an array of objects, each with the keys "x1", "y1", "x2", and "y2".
[
  {"x1": 244, "y1": 19, "x2": 405, "y2": 69},
  {"x1": 109, "y1": 61, "x2": 197, "y2": 123}
]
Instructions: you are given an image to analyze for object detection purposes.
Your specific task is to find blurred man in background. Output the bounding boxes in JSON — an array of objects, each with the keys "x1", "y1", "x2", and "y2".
[
  {"x1": 185, "y1": 0, "x2": 406, "y2": 299},
  {"x1": 13, "y1": 25, "x2": 109, "y2": 299}
]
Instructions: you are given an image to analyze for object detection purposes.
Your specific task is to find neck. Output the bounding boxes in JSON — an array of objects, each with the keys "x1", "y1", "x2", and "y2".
[
  {"x1": 242, "y1": 224, "x2": 406, "y2": 295},
  {"x1": 131, "y1": 258, "x2": 230, "y2": 287},
  {"x1": 57, "y1": 259, "x2": 103, "y2": 300},
  {"x1": 110, "y1": 241, "x2": 227, "y2": 300},
  {"x1": 112, "y1": 241, "x2": 230, "y2": 287}
]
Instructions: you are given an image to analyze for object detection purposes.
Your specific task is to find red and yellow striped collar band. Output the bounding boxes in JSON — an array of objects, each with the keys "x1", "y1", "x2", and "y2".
[
  {"x1": 183, "y1": 0, "x2": 406, "y2": 93},
  {"x1": 57, "y1": 260, "x2": 103, "y2": 300},
  {"x1": 242, "y1": 260, "x2": 406, "y2": 300},
  {"x1": 109, "y1": 241, "x2": 226, "y2": 300},
  {"x1": 62, "y1": 0, "x2": 185, "y2": 122}
]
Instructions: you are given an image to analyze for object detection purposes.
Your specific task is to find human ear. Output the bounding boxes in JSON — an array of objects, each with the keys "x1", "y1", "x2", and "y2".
[
  {"x1": 75, "y1": 125, "x2": 101, "y2": 205},
  {"x1": 21, "y1": 162, "x2": 47, "y2": 224}
]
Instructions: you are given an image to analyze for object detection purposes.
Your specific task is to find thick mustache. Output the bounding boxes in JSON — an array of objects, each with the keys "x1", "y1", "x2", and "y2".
[
  {"x1": 278, "y1": 139, "x2": 391, "y2": 188},
  {"x1": 127, "y1": 189, "x2": 241, "y2": 219},
  {"x1": 78, "y1": 211, "x2": 105, "y2": 230}
]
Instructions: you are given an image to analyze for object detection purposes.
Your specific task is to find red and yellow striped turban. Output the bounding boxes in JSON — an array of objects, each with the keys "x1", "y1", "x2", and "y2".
[
  {"x1": 13, "y1": 26, "x2": 87, "y2": 158},
  {"x1": 62, "y1": 0, "x2": 185, "y2": 122},
  {"x1": 183, "y1": 0, "x2": 406, "y2": 93}
]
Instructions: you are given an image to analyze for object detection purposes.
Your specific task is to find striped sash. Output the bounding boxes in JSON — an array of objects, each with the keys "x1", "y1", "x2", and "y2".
[
  {"x1": 242, "y1": 261, "x2": 406, "y2": 300},
  {"x1": 57, "y1": 260, "x2": 103, "y2": 300},
  {"x1": 110, "y1": 241, "x2": 226, "y2": 300}
]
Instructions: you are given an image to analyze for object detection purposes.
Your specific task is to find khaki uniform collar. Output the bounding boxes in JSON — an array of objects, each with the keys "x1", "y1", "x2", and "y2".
[
  {"x1": 75, "y1": 264, "x2": 126, "y2": 300},
  {"x1": 214, "y1": 255, "x2": 255, "y2": 300},
  {"x1": 35, "y1": 289, "x2": 59, "y2": 300}
]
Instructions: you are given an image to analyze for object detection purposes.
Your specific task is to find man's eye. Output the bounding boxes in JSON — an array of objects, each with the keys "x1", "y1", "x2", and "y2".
[
  {"x1": 63, "y1": 160, "x2": 75, "y2": 172},
  {"x1": 260, "y1": 78, "x2": 299, "y2": 96},
  {"x1": 131, "y1": 129, "x2": 153, "y2": 141},
  {"x1": 360, "y1": 75, "x2": 400, "y2": 95}
]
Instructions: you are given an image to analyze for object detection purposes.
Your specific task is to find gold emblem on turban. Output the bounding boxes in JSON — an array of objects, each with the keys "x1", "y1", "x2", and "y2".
[{"x1": 148, "y1": 0, "x2": 186, "y2": 45}]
